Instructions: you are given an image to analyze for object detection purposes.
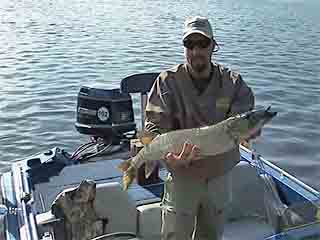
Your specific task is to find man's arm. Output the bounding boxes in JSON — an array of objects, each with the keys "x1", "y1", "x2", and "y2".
[
  {"x1": 229, "y1": 74, "x2": 258, "y2": 144},
  {"x1": 144, "y1": 73, "x2": 195, "y2": 168},
  {"x1": 144, "y1": 72, "x2": 177, "y2": 134},
  {"x1": 228, "y1": 73, "x2": 255, "y2": 116}
]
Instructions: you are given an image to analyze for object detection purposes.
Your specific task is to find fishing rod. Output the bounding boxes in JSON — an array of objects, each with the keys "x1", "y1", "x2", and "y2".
[{"x1": 250, "y1": 143, "x2": 320, "y2": 235}]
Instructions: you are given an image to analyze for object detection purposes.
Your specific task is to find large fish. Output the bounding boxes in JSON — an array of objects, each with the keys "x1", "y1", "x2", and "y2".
[{"x1": 118, "y1": 106, "x2": 277, "y2": 190}]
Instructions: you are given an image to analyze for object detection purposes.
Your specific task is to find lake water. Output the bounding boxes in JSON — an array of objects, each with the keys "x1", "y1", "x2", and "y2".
[{"x1": 0, "y1": 0, "x2": 319, "y2": 189}]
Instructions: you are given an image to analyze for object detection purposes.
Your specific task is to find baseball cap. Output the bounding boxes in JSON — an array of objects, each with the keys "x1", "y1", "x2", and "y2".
[{"x1": 183, "y1": 16, "x2": 213, "y2": 41}]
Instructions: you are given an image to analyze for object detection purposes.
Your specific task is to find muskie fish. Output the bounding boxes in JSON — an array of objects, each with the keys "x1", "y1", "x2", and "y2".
[{"x1": 118, "y1": 106, "x2": 277, "y2": 190}]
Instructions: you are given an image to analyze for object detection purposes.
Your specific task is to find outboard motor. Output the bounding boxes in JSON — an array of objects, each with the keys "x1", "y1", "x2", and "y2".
[{"x1": 75, "y1": 86, "x2": 136, "y2": 143}]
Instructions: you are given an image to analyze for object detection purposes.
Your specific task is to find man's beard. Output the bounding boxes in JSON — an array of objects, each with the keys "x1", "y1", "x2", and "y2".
[{"x1": 190, "y1": 57, "x2": 209, "y2": 73}]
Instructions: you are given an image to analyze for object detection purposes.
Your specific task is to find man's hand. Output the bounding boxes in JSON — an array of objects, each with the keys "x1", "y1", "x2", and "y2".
[
  {"x1": 164, "y1": 142, "x2": 200, "y2": 168},
  {"x1": 241, "y1": 129, "x2": 262, "y2": 149},
  {"x1": 251, "y1": 129, "x2": 262, "y2": 139}
]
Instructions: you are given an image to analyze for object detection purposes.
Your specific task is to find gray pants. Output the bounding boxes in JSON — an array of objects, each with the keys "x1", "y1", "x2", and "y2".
[{"x1": 161, "y1": 173, "x2": 232, "y2": 240}]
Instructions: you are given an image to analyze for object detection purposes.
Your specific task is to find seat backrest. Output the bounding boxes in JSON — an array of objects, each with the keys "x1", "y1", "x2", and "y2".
[
  {"x1": 120, "y1": 73, "x2": 159, "y2": 130},
  {"x1": 120, "y1": 73, "x2": 159, "y2": 94}
]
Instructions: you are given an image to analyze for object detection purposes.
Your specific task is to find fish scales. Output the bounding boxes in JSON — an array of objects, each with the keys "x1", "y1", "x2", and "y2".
[{"x1": 132, "y1": 120, "x2": 236, "y2": 169}]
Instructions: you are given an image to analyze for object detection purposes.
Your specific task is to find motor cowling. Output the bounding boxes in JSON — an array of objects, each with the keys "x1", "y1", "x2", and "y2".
[{"x1": 75, "y1": 86, "x2": 136, "y2": 140}]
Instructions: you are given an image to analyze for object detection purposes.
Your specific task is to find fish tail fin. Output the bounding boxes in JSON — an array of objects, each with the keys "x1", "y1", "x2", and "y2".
[
  {"x1": 118, "y1": 158, "x2": 137, "y2": 191},
  {"x1": 145, "y1": 161, "x2": 157, "y2": 179},
  {"x1": 122, "y1": 166, "x2": 136, "y2": 191}
]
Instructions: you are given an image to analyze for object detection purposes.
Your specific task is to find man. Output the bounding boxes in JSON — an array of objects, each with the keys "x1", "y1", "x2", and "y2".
[{"x1": 145, "y1": 16, "x2": 255, "y2": 240}]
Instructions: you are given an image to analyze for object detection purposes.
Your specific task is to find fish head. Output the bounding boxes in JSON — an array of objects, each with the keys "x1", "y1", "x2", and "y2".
[{"x1": 229, "y1": 106, "x2": 277, "y2": 141}]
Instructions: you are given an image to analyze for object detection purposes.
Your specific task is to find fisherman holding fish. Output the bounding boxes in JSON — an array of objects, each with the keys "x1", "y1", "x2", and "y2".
[
  {"x1": 145, "y1": 16, "x2": 254, "y2": 240},
  {"x1": 118, "y1": 16, "x2": 277, "y2": 240}
]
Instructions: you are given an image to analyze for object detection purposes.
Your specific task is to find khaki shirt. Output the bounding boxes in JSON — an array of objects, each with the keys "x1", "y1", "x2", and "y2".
[{"x1": 145, "y1": 63, "x2": 255, "y2": 180}]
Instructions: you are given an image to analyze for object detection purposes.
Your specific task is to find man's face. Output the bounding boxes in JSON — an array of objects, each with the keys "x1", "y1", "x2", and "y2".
[{"x1": 183, "y1": 33, "x2": 214, "y2": 74}]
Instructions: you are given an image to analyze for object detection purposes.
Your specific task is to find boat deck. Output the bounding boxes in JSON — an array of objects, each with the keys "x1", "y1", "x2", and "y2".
[{"x1": 33, "y1": 158, "x2": 164, "y2": 214}]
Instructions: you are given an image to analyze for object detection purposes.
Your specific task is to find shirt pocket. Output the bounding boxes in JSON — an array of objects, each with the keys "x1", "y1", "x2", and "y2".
[{"x1": 215, "y1": 97, "x2": 231, "y2": 121}]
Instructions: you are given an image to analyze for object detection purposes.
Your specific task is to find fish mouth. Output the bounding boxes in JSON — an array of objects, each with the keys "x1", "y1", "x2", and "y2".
[
  {"x1": 260, "y1": 106, "x2": 277, "y2": 127},
  {"x1": 252, "y1": 106, "x2": 277, "y2": 124},
  {"x1": 244, "y1": 106, "x2": 278, "y2": 140},
  {"x1": 265, "y1": 106, "x2": 277, "y2": 119}
]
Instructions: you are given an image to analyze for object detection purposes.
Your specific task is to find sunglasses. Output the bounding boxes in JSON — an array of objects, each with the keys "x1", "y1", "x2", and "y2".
[{"x1": 183, "y1": 38, "x2": 212, "y2": 50}]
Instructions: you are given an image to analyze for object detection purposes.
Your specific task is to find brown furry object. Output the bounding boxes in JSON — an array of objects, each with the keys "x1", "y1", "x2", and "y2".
[{"x1": 51, "y1": 180, "x2": 103, "y2": 240}]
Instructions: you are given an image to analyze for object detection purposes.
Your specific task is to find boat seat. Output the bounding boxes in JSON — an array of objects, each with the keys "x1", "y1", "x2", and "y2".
[
  {"x1": 224, "y1": 161, "x2": 275, "y2": 239},
  {"x1": 226, "y1": 160, "x2": 269, "y2": 221},
  {"x1": 94, "y1": 182, "x2": 137, "y2": 234},
  {"x1": 120, "y1": 72, "x2": 159, "y2": 94},
  {"x1": 39, "y1": 181, "x2": 137, "y2": 240},
  {"x1": 137, "y1": 202, "x2": 162, "y2": 239}
]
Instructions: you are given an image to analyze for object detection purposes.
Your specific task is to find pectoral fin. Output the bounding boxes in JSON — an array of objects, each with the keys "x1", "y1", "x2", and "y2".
[
  {"x1": 145, "y1": 161, "x2": 157, "y2": 179},
  {"x1": 118, "y1": 158, "x2": 132, "y2": 172},
  {"x1": 138, "y1": 131, "x2": 158, "y2": 145}
]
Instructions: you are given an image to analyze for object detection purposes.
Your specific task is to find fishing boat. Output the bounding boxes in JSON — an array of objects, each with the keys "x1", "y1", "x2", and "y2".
[{"x1": 1, "y1": 73, "x2": 319, "y2": 240}]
